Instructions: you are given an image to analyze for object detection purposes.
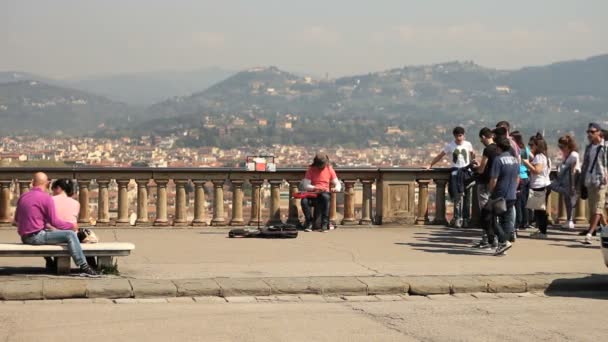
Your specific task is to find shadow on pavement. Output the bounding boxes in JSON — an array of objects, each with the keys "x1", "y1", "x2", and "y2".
[
  {"x1": 545, "y1": 274, "x2": 608, "y2": 300},
  {"x1": 396, "y1": 227, "x2": 491, "y2": 256},
  {"x1": 0, "y1": 266, "x2": 49, "y2": 276}
]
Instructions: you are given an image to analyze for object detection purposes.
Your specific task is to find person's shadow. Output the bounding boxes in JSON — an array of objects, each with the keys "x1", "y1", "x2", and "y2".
[
  {"x1": 545, "y1": 274, "x2": 608, "y2": 300},
  {"x1": 395, "y1": 227, "x2": 491, "y2": 256}
]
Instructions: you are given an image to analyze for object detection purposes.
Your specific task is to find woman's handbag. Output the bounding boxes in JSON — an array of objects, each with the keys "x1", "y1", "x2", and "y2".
[
  {"x1": 77, "y1": 228, "x2": 99, "y2": 243},
  {"x1": 526, "y1": 189, "x2": 547, "y2": 211}
]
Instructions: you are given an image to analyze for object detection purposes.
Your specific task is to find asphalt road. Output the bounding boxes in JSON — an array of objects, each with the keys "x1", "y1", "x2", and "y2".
[{"x1": 1, "y1": 294, "x2": 606, "y2": 341}]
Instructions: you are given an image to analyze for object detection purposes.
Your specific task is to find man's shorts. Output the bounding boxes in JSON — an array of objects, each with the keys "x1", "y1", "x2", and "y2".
[{"x1": 588, "y1": 184, "x2": 606, "y2": 216}]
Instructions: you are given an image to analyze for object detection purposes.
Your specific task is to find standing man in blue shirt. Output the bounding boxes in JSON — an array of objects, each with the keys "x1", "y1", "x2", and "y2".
[{"x1": 489, "y1": 137, "x2": 520, "y2": 256}]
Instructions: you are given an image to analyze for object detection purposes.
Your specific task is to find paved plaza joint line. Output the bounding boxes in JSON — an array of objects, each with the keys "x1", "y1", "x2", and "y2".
[{"x1": 1, "y1": 273, "x2": 607, "y2": 301}]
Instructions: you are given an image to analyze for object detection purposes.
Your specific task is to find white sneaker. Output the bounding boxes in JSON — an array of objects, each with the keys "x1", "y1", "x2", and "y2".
[
  {"x1": 583, "y1": 233, "x2": 593, "y2": 245},
  {"x1": 494, "y1": 241, "x2": 512, "y2": 256},
  {"x1": 562, "y1": 221, "x2": 575, "y2": 230}
]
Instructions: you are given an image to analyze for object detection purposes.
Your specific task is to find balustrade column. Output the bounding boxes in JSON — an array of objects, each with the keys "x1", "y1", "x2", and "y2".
[
  {"x1": 135, "y1": 179, "x2": 149, "y2": 225},
  {"x1": 211, "y1": 180, "x2": 226, "y2": 226},
  {"x1": 575, "y1": 198, "x2": 588, "y2": 225},
  {"x1": 0, "y1": 181, "x2": 12, "y2": 225},
  {"x1": 173, "y1": 180, "x2": 188, "y2": 226},
  {"x1": 249, "y1": 180, "x2": 263, "y2": 226},
  {"x1": 18, "y1": 180, "x2": 30, "y2": 195},
  {"x1": 229, "y1": 180, "x2": 245, "y2": 226},
  {"x1": 548, "y1": 191, "x2": 559, "y2": 224},
  {"x1": 360, "y1": 180, "x2": 373, "y2": 225},
  {"x1": 192, "y1": 180, "x2": 208, "y2": 226},
  {"x1": 341, "y1": 180, "x2": 357, "y2": 225},
  {"x1": 78, "y1": 179, "x2": 91, "y2": 225},
  {"x1": 469, "y1": 185, "x2": 479, "y2": 227},
  {"x1": 115, "y1": 180, "x2": 130, "y2": 226},
  {"x1": 287, "y1": 181, "x2": 300, "y2": 225},
  {"x1": 433, "y1": 179, "x2": 448, "y2": 225},
  {"x1": 330, "y1": 191, "x2": 337, "y2": 224},
  {"x1": 267, "y1": 180, "x2": 282, "y2": 225},
  {"x1": 416, "y1": 180, "x2": 431, "y2": 225},
  {"x1": 96, "y1": 179, "x2": 110, "y2": 226},
  {"x1": 153, "y1": 179, "x2": 169, "y2": 226}
]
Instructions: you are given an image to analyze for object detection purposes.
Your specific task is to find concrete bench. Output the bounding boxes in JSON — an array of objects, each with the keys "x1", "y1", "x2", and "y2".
[{"x1": 0, "y1": 242, "x2": 135, "y2": 274}]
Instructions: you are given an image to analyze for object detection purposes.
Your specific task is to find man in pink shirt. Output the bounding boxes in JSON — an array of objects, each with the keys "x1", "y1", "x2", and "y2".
[
  {"x1": 300, "y1": 153, "x2": 341, "y2": 232},
  {"x1": 14, "y1": 172, "x2": 98, "y2": 276}
]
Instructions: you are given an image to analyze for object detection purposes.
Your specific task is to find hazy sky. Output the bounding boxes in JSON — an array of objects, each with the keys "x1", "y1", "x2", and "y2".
[{"x1": 1, "y1": 0, "x2": 607, "y2": 78}]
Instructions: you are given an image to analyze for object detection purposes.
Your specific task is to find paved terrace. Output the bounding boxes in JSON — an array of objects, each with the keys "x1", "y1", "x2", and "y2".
[{"x1": 0, "y1": 226, "x2": 604, "y2": 279}]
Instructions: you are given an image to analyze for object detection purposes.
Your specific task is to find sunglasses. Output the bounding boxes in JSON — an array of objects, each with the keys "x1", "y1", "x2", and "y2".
[{"x1": 587, "y1": 130, "x2": 599, "y2": 134}]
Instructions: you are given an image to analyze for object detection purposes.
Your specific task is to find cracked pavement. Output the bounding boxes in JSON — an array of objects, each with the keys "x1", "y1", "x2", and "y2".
[{"x1": 1, "y1": 294, "x2": 606, "y2": 341}]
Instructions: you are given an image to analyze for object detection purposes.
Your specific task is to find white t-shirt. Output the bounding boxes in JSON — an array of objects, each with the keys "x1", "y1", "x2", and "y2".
[
  {"x1": 529, "y1": 153, "x2": 551, "y2": 188},
  {"x1": 443, "y1": 141, "x2": 474, "y2": 169}
]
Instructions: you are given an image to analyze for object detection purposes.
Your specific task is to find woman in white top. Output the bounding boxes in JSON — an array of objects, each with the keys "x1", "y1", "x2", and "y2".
[
  {"x1": 550, "y1": 135, "x2": 580, "y2": 229},
  {"x1": 523, "y1": 133, "x2": 552, "y2": 238}
]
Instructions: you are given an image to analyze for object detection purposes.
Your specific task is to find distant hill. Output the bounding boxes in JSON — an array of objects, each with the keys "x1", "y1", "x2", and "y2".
[
  {"x1": 124, "y1": 55, "x2": 608, "y2": 148},
  {"x1": 67, "y1": 67, "x2": 234, "y2": 105},
  {"x1": 0, "y1": 80, "x2": 138, "y2": 135}
]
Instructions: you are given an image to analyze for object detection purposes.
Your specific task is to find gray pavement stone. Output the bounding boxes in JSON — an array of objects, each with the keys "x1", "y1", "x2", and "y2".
[
  {"x1": 341, "y1": 295, "x2": 380, "y2": 302},
  {"x1": 298, "y1": 294, "x2": 327, "y2": 303},
  {"x1": 255, "y1": 296, "x2": 275, "y2": 303},
  {"x1": 136, "y1": 298, "x2": 168, "y2": 304},
  {"x1": 225, "y1": 296, "x2": 257, "y2": 303},
  {"x1": 2, "y1": 300, "x2": 25, "y2": 304},
  {"x1": 496, "y1": 293, "x2": 525, "y2": 299},
  {"x1": 0, "y1": 280, "x2": 43, "y2": 301},
  {"x1": 130, "y1": 279, "x2": 177, "y2": 298},
  {"x1": 356, "y1": 276, "x2": 409, "y2": 295},
  {"x1": 114, "y1": 298, "x2": 138, "y2": 304},
  {"x1": 86, "y1": 279, "x2": 132, "y2": 299},
  {"x1": 193, "y1": 296, "x2": 227, "y2": 304},
  {"x1": 310, "y1": 277, "x2": 367, "y2": 296},
  {"x1": 43, "y1": 279, "x2": 87, "y2": 299},
  {"x1": 216, "y1": 278, "x2": 272, "y2": 297},
  {"x1": 264, "y1": 277, "x2": 321, "y2": 295},
  {"x1": 173, "y1": 279, "x2": 221, "y2": 297},
  {"x1": 480, "y1": 276, "x2": 527, "y2": 293},
  {"x1": 323, "y1": 296, "x2": 346, "y2": 303},
  {"x1": 451, "y1": 293, "x2": 476, "y2": 299},
  {"x1": 61, "y1": 298, "x2": 95, "y2": 304},
  {"x1": 375, "y1": 295, "x2": 405, "y2": 301},
  {"x1": 405, "y1": 277, "x2": 451, "y2": 295},
  {"x1": 92, "y1": 298, "x2": 114, "y2": 304},
  {"x1": 470, "y1": 292, "x2": 500, "y2": 299},
  {"x1": 166, "y1": 297, "x2": 195, "y2": 304},
  {"x1": 404, "y1": 295, "x2": 431, "y2": 301},
  {"x1": 274, "y1": 295, "x2": 301, "y2": 302},
  {"x1": 443, "y1": 276, "x2": 488, "y2": 294},
  {"x1": 427, "y1": 294, "x2": 459, "y2": 301}
]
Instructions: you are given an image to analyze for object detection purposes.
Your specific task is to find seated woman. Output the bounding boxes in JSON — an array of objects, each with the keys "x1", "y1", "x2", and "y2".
[
  {"x1": 48, "y1": 179, "x2": 96, "y2": 269},
  {"x1": 300, "y1": 153, "x2": 341, "y2": 232}
]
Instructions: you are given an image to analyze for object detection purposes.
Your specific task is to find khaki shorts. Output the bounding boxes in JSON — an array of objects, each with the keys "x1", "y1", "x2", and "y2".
[{"x1": 587, "y1": 185, "x2": 606, "y2": 216}]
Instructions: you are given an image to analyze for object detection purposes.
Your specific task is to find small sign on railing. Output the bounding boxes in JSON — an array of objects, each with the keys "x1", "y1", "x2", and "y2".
[{"x1": 246, "y1": 155, "x2": 276, "y2": 172}]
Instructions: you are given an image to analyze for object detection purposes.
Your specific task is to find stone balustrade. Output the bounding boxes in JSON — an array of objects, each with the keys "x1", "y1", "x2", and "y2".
[{"x1": 0, "y1": 167, "x2": 589, "y2": 228}]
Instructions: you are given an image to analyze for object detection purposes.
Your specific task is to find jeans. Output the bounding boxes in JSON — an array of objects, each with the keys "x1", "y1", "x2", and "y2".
[
  {"x1": 550, "y1": 183, "x2": 577, "y2": 222},
  {"x1": 493, "y1": 201, "x2": 516, "y2": 244},
  {"x1": 516, "y1": 178, "x2": 530, "y2": 228},
  {"x1": 21, "y1": 230, "x2": 87, "y2": 267},
  {"x1": 477, "y1": 183, "x2": 495, "y2": 242},
  {"x1": 301, "y1": 192, "x2": 331, "y2": 228}
]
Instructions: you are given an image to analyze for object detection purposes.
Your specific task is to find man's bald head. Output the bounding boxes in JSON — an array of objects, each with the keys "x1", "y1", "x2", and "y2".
[{"x1": 32, "y1": 172, "x2": 49, "y2": 187}]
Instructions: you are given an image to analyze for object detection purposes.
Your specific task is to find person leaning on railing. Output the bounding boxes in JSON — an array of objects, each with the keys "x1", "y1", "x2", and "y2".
[{"x1": 300, "y1": 153, "x2": 342, "y2": 232}]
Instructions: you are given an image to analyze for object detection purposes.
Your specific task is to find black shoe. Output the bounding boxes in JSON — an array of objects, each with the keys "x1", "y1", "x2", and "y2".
[{"x1": 79, "y1": 264, "x2": 101, "y2": 277}]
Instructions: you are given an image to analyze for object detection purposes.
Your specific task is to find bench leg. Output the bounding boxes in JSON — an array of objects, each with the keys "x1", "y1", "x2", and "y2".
[
  {"x1": 56, "y1": 257, "x2": 71, "y2": 275},
  {"x1": 97, "y1": 256, "x2": 114, "y2": 269}
]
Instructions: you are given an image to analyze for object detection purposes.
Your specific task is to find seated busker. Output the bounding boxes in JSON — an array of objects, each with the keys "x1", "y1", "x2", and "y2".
[
  {"x1": 14, "y1": 172, "x2": 99, "y2": 277},
  {"x1": 300, "y1": 153, "x2": 342, "y2": 232}
]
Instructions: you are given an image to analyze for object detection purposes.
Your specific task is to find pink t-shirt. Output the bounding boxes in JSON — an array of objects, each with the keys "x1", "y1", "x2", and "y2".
[
  {"x1": 52, "y1": 194, "x2": 80, "y2": 224},
  {"x1": 304, "y1": 166, "x2": 338, "y2": 192}
]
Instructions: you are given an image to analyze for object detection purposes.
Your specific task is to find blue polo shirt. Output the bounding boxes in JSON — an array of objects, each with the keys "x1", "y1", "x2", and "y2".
[{"x1": 491, "y1": 152, "x2": 520, "y2": 200}]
